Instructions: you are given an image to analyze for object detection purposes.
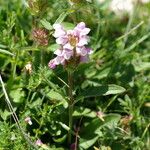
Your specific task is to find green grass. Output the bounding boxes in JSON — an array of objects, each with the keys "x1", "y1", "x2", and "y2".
[{"x1": 0, "y1": 0, "x2": 150, "y2": 150}]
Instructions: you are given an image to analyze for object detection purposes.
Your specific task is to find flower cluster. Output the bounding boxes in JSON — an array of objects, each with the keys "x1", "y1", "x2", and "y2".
[
  {"x1": 109, "y1": 0, "x2": 150, "y2": 17},
  {"x1": 110, "y1": 0, "x2": 134, "y2": 16},
  {"x1": 32, "y1": 28, "x2": 48, "y2": 46},
  {"x1": 48, "y1": 22, "x2": 92, "y2": 69}
]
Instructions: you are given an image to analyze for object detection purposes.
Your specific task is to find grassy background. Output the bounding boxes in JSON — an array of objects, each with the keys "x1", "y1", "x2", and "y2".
[{"x1": 0, "y1": 0, "x2": 150, "y2": 149}]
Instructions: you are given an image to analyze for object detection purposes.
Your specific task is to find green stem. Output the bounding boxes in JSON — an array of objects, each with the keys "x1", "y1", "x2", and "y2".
[
  {"x1": 12, "y1": 49, "x2": 19, "y2": 80},
  {"x1": 68, "y1": 71, "x2": 74, "y2": 144},
  {"x1": 41, "y1": 47, "x2": 44, "y2": 67},
  {"x1": 122, "y1": 0, "x2": 138, "y2": 50}
]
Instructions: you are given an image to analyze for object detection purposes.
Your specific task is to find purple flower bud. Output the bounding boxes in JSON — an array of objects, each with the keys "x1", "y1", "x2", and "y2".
[
  {"x1": 48, "y1": 59, "x2": 57, "y2": 69},
  {"x1": 35, "y1": 139, "x2": 43, "y2": 146}
]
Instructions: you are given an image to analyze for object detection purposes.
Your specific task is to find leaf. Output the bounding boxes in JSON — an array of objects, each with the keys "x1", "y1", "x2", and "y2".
[
  {"x1": 29, "y1": 98, "x2": 42, "y2": 108},
  {"x1": 44, "y1": 88, "x2": 68, "y2": 108},
  {"x1": 40, "y1": 19, "x2": 53, "y2": 30},
  {"x1": 10, "y1": 88, "x2": 25, "y2": 103},
  {"x1": 20, "y1": 46, "x2": 39, "y2": 51},
  {"x1": 73, "y1": 107, "x2": 96, "y2": 118},
  {"x1": 101, "y1": 113, "x2": 121, "y2": 128},
  {"x1": 55, "y1": 12, "x2": 68, "y2": 24},
  {"x1": 134, "y1": 62, "x2": 150, "y2": 72},
  {"x1": 93, "y1": 68, "x2": 111, "y2": 80},
  {"x1": 77, "y1": 84, "x2": 126, "y2": 100},
  {"x1": 79, "y1": 118, "x2": 104, "y2": 149},
  {"x1": 122, "y1": 32, "x2": 150, "y2": 56},
  {"x1": 53, "y1": 134, "x2": 67, "y2": 143},
  {"x1": 79, "y1": 136, "x2": 99, "y2": 149},
  {"x1": 47, "y1": 90, "x2": 64, "y2": 101},
  {"x1": 62, "y1": 22, "x2": 75, "y2": 30},
  {"x1": 0, "y1": 109, "x2": 12, "y2": 120},
  {"x1": 79, "y1": 114, "x2": 121, "y2": 149},
  {"x1": 47, "y1": 44, "x2": 59, "y2": 52},
  {"x1": 0, "y1": 49, "x2": 14, "y2": 56},
  {"x1": 102, "y1": 85, "x2": 126, "y2": 95},
  {"x1": 0, "y1": 44, "x2": 8, "y2": 49},
  {"x1": 58, "y1": 122, "x2": 75, "y2": 135}
]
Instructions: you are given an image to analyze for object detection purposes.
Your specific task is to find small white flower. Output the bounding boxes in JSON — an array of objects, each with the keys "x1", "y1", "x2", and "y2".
[
  {"x1": 25, "y1": 117, "x2": 32, "y2": 125},
  {"x1": 25, "y1": 62, "x2": 32, "y2": 74},
  {"x1": 110, "y1": 0, "x2": 134, "y2": 16},
  {"x1": 140, "y1": 0, "x2": 150, "y2": 3}
]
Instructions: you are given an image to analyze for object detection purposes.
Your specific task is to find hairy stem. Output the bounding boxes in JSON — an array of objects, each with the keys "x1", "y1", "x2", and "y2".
[{"x1": 68, "y1": 71, "x2": 74, "y2": 145}]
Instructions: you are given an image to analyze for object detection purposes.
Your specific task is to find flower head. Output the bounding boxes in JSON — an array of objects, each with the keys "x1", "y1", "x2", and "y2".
[
  {"x1": 96, "y1": 111, "x2": 105, "y2": 121},
  {"x1": 35, "y1": 139, "x2": 43, "y2": 146},
  {"x1": 110, "y1": 0, "x2": 134, "y2": 16},
  {"x1": 140, "y1": 0, "x2": 150, "y2": 3},
  {"x1": 25, "y1": 62, "x2": 32, "y2": 74},
  {"x1": 48, "y1": 22, "x2": 92, "y2": 69},
  {"x1": 32, "y1": 28, "x2": 48, "y2": 46},
  {"x1": 25, "y1": 117, "x2": 32, "y2": 125}
]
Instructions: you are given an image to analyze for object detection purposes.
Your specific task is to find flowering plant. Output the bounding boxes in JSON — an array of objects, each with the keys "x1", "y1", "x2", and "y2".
[{"x1": 48, "y1": 22, "x2": 92, "y2": 144}]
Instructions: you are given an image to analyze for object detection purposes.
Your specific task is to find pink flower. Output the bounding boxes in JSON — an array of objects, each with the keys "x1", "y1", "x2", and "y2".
[
  {"x1": 53, "y1": 24, "x2": 68, "y2": 45},
  {"x1": 35, "y1": 139, "x2": 43, "y2": 146},
  {"x1": 48, "y1": 59, "x2": 57, "y2": 69},
  {"x1": 25, "y1": 117, "x2": 32, "y2": 125},
  {"x1": 80, "y1": 55, "x2": 89, "y2": 62},
  {"x1": 76, "y1": 47, "x2": 92, "y2": 56},
  {"x1": 75, "y1": 22, "x2": 91, "y2": 35},
  {"x1": 53, "y1": 24, "x2": 66, "y2": 38},
  {"x1": 48, "y1": 22, "x2": 92, "y2": 69},
  {"x1": 96, "y1": 111, "x2": 105, "y2": 121}
]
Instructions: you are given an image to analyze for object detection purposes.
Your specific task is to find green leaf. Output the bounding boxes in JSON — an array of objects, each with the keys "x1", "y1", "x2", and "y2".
[
  {"x1": 58, "y1": 122, "x2": 75, "y2": 135},
  {"x1": 47, "y1": 90, "x2": 64, "y2": 101},
  {"x1": 0, "y1": 109, "x2": 12, "y2": 120},
  {"x1": 0, "y1": 49, "x2": 14, "y2": 56},
  {"x1": 47, "y1": 44, "x2": 59, "y2": 52},
  {"x1": 62, "y1": 22, "x2": 75, "y2": 30},
  {"x1": 29, "y1": 98, "x2": 42, "y2": 108},
  {"x1": 10, "y1": 88, "x2": 25, "y2": 103},
  {"x1": 55, "y1": 12, "x2": 68, "y2": 24},
  {"x1": 93, "y1": 68, "x2": 111, "y2": 80},
  {"x1": 20, "y1": 46, "x2": 39, "y2": 51},
  {"x1": 79, "y1": 114, "x2": 121, "y2": 149},
  {"x1": 44, "y1": 88, "x2": 68, "y2": 107},
  {"x1": 53, "y1": 134, "x2": 67, "y2": 143},
  {"x1": 79, "y1": 118, "x2": 103, "y2": 149},
  {"x1": 0, "y1": 44, "x2": 8, "y2": 49},
  {"x1": 101, "y1": 113, "x2": 121, "y2": 128},
  {"x1": 79, "y1": 136, "x2": 99, "y2": 149},
  {"x1": 80, "y1": 114, "x2": 121, "y2": 138},
  {"x1": 134, "y1": 62, "x2": 150, "y2": 72},
  {"x1": 40, "y1": 19, "x2": 53, "y2": 30},
  {"x1": 78, "y1": 84, "x2": 126, "y2": 100},
  {"x1": 103, "y1": 84, "x2": 126, "y2": 95},
  {"x1": 73, "y1": 107, "x2": 96, "y2": 118}
]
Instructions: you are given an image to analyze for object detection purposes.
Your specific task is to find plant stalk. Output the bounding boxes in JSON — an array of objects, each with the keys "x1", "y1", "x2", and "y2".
[{"x1": 68, "y1": 71, "x2": 74, "y2": 144}]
